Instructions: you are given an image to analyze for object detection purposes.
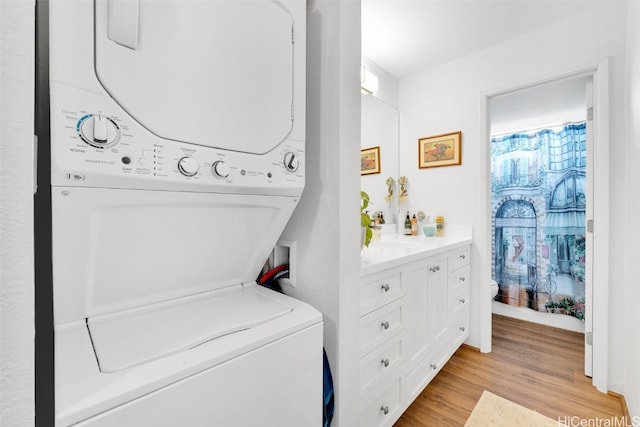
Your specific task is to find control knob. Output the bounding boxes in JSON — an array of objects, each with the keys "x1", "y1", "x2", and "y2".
[
  {"x1": 212, "y1": 160, "x2": 230, "y2": 178},
  {"x1": 77, "y1": 114, "x2": 120, "y2": 148},
  {"x1": 283, "y1": 151, "x2": 299, "y2": 172},
  {"x1": 178, "y1": 156, "x2": 199, "y2": 177}
]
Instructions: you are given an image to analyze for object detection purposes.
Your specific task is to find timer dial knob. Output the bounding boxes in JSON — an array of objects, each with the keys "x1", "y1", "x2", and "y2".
[
  {"x1": 78, "y1": 114, "x2": 120, "y2": 148},
  {"x1": 178, "y1": 156, "x2": 199, "y2": 177},
  {"x1": 212, "y1": 160, "x2": 230, "y2": 178},
  {"x1": 283, "y1": 152, "x2": 299, "y2": 172}
]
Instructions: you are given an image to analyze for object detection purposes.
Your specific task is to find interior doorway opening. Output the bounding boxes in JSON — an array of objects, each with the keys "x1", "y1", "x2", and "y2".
[{"x1": 482, "y1": 60, "x2": 611, "y2": 392}]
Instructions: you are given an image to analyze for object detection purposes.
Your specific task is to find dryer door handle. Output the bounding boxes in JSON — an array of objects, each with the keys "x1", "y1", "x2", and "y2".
[{"x1": 108, "y1": 0, "x2": 139, "y2": 50}]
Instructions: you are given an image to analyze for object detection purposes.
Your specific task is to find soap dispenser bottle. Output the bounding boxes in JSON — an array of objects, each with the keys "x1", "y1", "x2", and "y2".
[
  {"x1": 411, "y1": 214, "x2": 417, "y2": 235},
  {"x1": 404, "y1": 212, "x2": 412, "y2": 235}
]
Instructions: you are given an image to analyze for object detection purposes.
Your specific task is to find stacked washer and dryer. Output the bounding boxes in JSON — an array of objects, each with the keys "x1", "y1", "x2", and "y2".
[{"x1": 49, "y1": 1, "x2": 321, "y2": 425}]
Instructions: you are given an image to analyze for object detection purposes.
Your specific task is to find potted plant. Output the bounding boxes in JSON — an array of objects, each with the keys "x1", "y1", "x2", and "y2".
[
  {"x1": 557, "y1": 297, "x2": 574, "y2": 315},
  {"x1": 545, "y1": 300, "x2": 558, "y2": 313},
  {"x1": 361, "y1": 191, "x2": 373, "y2": 248}
]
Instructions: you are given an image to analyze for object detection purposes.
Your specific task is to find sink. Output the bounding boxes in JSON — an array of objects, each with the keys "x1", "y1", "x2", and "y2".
[
  {"x1": 368, "y1": 240, "x2": 423, "y2": 251},
  {"x1": 362, "y1": 239, "x2": 425, "y2": 265}
]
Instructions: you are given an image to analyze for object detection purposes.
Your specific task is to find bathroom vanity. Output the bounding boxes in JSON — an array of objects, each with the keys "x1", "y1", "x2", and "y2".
[{"x1": 360, "y1": 231, "x2": 472, "y2": 427}]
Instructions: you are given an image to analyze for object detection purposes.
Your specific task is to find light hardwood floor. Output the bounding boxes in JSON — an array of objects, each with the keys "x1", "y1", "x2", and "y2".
[{"x1": 394, "y1": 314, "x2": 628, "y2": 426}]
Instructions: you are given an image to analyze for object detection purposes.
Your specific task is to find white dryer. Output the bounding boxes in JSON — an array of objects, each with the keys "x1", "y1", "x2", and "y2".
[{"x1": 49, "y1": 1, "x2": 320, "y2": 426}]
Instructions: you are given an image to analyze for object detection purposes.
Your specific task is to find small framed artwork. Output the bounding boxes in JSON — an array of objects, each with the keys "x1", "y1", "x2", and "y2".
[
  {"x1": 418, "y1": 131, "x2": 462, "y2": 169},
  {"x1": 361, "y1": 146, "x2": 381, "y2": 175}
]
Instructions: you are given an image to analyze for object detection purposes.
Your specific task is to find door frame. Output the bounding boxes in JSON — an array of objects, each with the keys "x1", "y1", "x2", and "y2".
[{"x1": 479, "y1": 58, "x2": 610, "y2": 393}]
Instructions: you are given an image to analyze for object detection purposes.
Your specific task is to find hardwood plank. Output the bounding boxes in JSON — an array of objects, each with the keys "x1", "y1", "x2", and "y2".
[{"x1": 394, "y1": 314, "x2": 627, "y2": 426}]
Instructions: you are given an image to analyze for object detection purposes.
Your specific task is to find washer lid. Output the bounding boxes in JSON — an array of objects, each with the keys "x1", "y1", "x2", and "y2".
[
  {"x1": 87, "y1": 284, "x2": 292, "y2": 373},
  {"x1": 94, "y1": 0, "x2": 294, "y2": 154}
]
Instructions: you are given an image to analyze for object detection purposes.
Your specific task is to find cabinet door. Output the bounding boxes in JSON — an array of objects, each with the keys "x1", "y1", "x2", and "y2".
[
  {"x1": 405, "y1": 256, "x2": 449, "y2": 374},
  {"x1": 427, "y1": 257, "x2": 449, "y2": 352}
]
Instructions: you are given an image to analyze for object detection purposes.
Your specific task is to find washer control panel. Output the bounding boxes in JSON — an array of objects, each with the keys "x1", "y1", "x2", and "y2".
[{"x1": 50, "y1": 87, "x2": 304, "y2": 196}]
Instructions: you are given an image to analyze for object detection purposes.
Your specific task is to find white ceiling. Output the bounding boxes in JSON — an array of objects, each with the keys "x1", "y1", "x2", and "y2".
[
  {"x1": 362, "y1": 0, "x2": 606, "y2": 79},
  {"x1": 489, "y1": 75, "x2": 589, "y2": 135}
]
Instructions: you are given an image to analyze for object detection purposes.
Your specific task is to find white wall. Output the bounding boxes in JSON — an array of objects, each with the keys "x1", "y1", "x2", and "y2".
[
  {"x1": 281, "y1": 1, "x2": 361, "y2": 425},
  {"x1": 0, "y1": 1, "x2": 36, "y2": 426},
  {"x1": 399, "y1": 3, "x2": 628, "y2": 391},
  {"x1": 624, "y1": 1, "x2": 640, "y2": 419}
]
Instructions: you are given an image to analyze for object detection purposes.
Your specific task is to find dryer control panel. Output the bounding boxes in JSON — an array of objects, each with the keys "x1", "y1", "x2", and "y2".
[{"x1": 50, "y1": 84, "x2": 304, "y2": 197}]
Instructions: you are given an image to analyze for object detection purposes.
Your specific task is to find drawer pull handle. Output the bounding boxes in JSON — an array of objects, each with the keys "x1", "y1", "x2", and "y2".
[
  {"x1": 429, "y1": 265, "x2": 441, "y2": 273},
  {"x1": 430, "y1": 363, "x2": 437, "y2": 370},
  {"x1": 459, "y1": 276, "x2": 466, "y2": 282},
  {"x1": 460, "y1": 254, "x2": 466, "y2": 259},
  {"x1": 381, "y1": 405, "x2": 389, "y2": 415},
  {"x1": 381, "y1": 358, "x2": 390, "y2": 368},
  {"x1": 381, "y1": 321, "x2": 390, "y2": 330},
  {"x1": 459, "y1": 326, "x2": 466, "y2": 332},
  {"x1": 459, "y1": 298, "x2": 466, "y2": 304},
  {"x1": 381, "y1": 283, "x2": 390, "y2": 292}
]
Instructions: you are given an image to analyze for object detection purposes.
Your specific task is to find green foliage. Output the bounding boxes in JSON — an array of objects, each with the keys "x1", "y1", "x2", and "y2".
[
  {"x1": 361, "y1": 191, "x2": 373, "y2": 248},
  {"x1": 558, "y1": 297, "x2": 575, "y2": 309}
]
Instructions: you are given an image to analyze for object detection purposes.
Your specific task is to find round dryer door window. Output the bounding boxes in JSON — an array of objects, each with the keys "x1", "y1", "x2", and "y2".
[{"x1": 94, "y1": 0, "x2": 294, "y2": 154}]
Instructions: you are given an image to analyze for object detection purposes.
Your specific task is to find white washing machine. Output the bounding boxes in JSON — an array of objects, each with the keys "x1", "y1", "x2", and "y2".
[{"x1": 49, "y1": 1, "x2": 321, "y2": 426}]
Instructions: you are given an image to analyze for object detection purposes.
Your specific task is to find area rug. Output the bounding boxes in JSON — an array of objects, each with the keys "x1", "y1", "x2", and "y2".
[{"x1": 464, "y1": 390, "x2": 558, "y2": 427}]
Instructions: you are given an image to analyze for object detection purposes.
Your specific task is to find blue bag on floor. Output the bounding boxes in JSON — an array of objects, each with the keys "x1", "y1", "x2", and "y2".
[{"x1": 323, "y1": 348, "x2": 334, "y2": 427}]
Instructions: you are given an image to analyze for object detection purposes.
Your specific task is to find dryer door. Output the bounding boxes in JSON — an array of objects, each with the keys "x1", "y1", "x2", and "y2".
[{"x1": 94, "y1": 0, "x2": 294, "y2": 154}]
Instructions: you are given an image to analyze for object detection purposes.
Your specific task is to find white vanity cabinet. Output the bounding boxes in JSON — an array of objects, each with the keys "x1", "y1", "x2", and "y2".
[{"x1": 360, "y1": 237, "x2": 471, "y2": 427}]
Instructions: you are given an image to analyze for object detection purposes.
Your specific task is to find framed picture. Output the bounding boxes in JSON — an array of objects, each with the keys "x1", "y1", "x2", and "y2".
[
  {"x1": 361, "y1": 146, "x2": 381, "y2": 175},
  {"x1": 418, "y1": 131, "x2": 462, "y2": 169}
]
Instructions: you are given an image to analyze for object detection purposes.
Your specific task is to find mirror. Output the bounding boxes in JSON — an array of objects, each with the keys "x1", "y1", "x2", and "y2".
[{"x1": 361, "y1": 94, "x2": 399, "y2": 224}]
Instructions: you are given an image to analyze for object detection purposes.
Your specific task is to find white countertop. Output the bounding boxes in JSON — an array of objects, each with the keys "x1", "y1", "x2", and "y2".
[{"x1": 361, "y1": 226, "x2": 473, "y2": 276}]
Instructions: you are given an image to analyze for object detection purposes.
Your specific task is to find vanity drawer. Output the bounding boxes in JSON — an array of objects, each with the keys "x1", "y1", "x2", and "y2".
[
  {"x1": 452, "y1": 314, "x2": 470, "y2": 349},
  {"x1": 360, "y1": 298, "x2": 405, "y2": 357},
  {"x1": 360, "y1": 331, "x2": 405, "y2": 396},
  {"x1": 360, "y1": 365, "x2": 404, "y2": 427},
  {"x1": 448, "y1": 247, "x2": 470, "y2": 271},
  {"x1": 449, "y1": 265, "x2": 470, "y2": 293},
  {"x1": 451, "y1": 280, "x2": 470, "y2": 317},
  {"x1": 361, "y1": 271, "x2": 403, "y2": 316}
]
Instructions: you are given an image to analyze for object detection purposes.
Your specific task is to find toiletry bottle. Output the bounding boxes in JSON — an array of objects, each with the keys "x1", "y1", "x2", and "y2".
[
  {"x1": 404, "y1": 212, "x2": 411, "y2": 235},
  {"x1": 436, "y1": 215, "x2": 444, "y2": 236},
  {"x1": 411, "y1": 214, "x2": 417, "y2": 235}
]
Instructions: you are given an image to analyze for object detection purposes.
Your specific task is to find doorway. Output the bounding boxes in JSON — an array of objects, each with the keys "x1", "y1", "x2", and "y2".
[{"x1": 484, "y1": 66, "x2": 610, "y2": 391}]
